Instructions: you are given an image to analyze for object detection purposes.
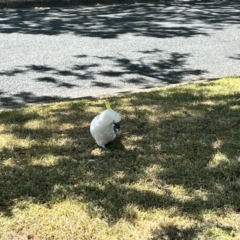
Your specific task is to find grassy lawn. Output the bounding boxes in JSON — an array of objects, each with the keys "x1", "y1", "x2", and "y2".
[{"x1": 0, "y1": 78, "x2": 240, "y2": 240}]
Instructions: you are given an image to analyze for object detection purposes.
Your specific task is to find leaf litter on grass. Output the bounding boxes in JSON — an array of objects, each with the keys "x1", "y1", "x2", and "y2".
[{"x1": 0, "y1": 77, "x2": 240, "y2": 239}]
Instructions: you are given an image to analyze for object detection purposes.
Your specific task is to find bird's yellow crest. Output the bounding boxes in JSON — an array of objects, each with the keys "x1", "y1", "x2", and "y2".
[{"x1": 105, "y1": 101, "x2": 112, "y2": 111}]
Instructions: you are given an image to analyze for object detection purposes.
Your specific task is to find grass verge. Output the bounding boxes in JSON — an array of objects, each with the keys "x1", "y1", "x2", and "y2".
[{"x1": 0, "y1": 77, "x2": 240, "y2": 239}]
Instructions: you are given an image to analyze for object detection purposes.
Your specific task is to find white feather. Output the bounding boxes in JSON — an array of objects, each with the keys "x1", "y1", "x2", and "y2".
[{"x1": 90, "y1": 108, "x2": 121, "y2": 148}]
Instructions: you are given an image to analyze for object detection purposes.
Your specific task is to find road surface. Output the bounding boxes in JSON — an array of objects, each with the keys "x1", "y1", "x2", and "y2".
[{"x1": 1, "y1": 0, "x2": 240, "y2": 108}]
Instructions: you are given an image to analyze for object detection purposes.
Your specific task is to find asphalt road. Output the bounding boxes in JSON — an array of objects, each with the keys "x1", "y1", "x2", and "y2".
[{"x1": 1, "y1": 0, "x2": 240, "y2": 108}]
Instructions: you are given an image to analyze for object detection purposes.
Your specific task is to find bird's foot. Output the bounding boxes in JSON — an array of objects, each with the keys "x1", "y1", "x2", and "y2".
[{"x1": 97, "y1": 144, "x2": 110, "y2": 151}]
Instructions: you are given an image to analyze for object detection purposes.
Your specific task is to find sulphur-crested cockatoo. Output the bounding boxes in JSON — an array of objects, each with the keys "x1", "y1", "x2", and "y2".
[{"x1": 90, "y1": 102, "x2": 121, "y2": 149}]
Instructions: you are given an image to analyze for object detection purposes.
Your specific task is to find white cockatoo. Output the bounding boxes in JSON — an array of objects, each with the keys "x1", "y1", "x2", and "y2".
[{"x1": 90, "y1": 102, "x2": 121, "y2": 150}]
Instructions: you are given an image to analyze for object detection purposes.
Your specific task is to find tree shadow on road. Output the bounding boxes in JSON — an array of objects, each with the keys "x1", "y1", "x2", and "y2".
[
  {"x1": 0, "y1": 50, "x2": 207, "y2": 108},
  {"x1": 1, "y1": 0, "x2": 239, "y2": 108},
  {"x1": 1, "y1": 0, "x2": 239, "y2": 38}
]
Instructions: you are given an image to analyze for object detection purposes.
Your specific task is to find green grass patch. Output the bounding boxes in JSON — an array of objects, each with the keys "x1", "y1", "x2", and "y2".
[{"x1": 0, "y1": 77, "x2": 240, "y2": 239}]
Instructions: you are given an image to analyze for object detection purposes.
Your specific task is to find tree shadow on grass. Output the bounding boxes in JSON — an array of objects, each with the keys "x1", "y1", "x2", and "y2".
[
  {"x1": 151, "y1": 225, "x2": 199, "y2": 240},
  {"x1": 0, "y1": 80, "x2": 240, "y2": 238}
]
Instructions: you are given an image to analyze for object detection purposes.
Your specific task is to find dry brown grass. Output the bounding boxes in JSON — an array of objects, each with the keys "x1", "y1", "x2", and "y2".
[{"x1": 0, "y1": 77, "x2": 240, "y2": 239}]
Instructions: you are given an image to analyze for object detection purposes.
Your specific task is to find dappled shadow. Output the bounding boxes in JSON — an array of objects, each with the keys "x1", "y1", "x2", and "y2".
[
  {"x1": 0, "y1": 79, "x2": 240, "y2": 240},
  {"x1": 0, "y1": 64, "x2": 97, "y2": 80},
  {"x1": 0, "y1": 62, "x2": 97, "y2": 108},
  {"x1": 151, "y1": 225, "x2": 199, "y2": 240},
  {"x1": 0, "y1": 90, "x2": 67, "y2": 108},
  {"x1": 100, "y1": 51, "x2": 206, "y2": 85},
  {"x1": 0, "y1": 1, "x2": 240, "y2": 38},
  {"x1": 128, "y1": 84, "x2": 240, "y2": 209},
  {"x1": 229, "y1": 54, "x2": 240, "y2": 61},
  {"x1": 1, "y1": 1, "x2": 239, "y2": 108},
  {"x1": 0, "y1": 50, "x2": 206, "y2": 108}
]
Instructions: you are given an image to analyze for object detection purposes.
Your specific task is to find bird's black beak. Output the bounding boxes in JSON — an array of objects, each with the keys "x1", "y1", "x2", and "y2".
[{"x1": 113, "y1": 122, "x2": 120, "y2": 133}]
